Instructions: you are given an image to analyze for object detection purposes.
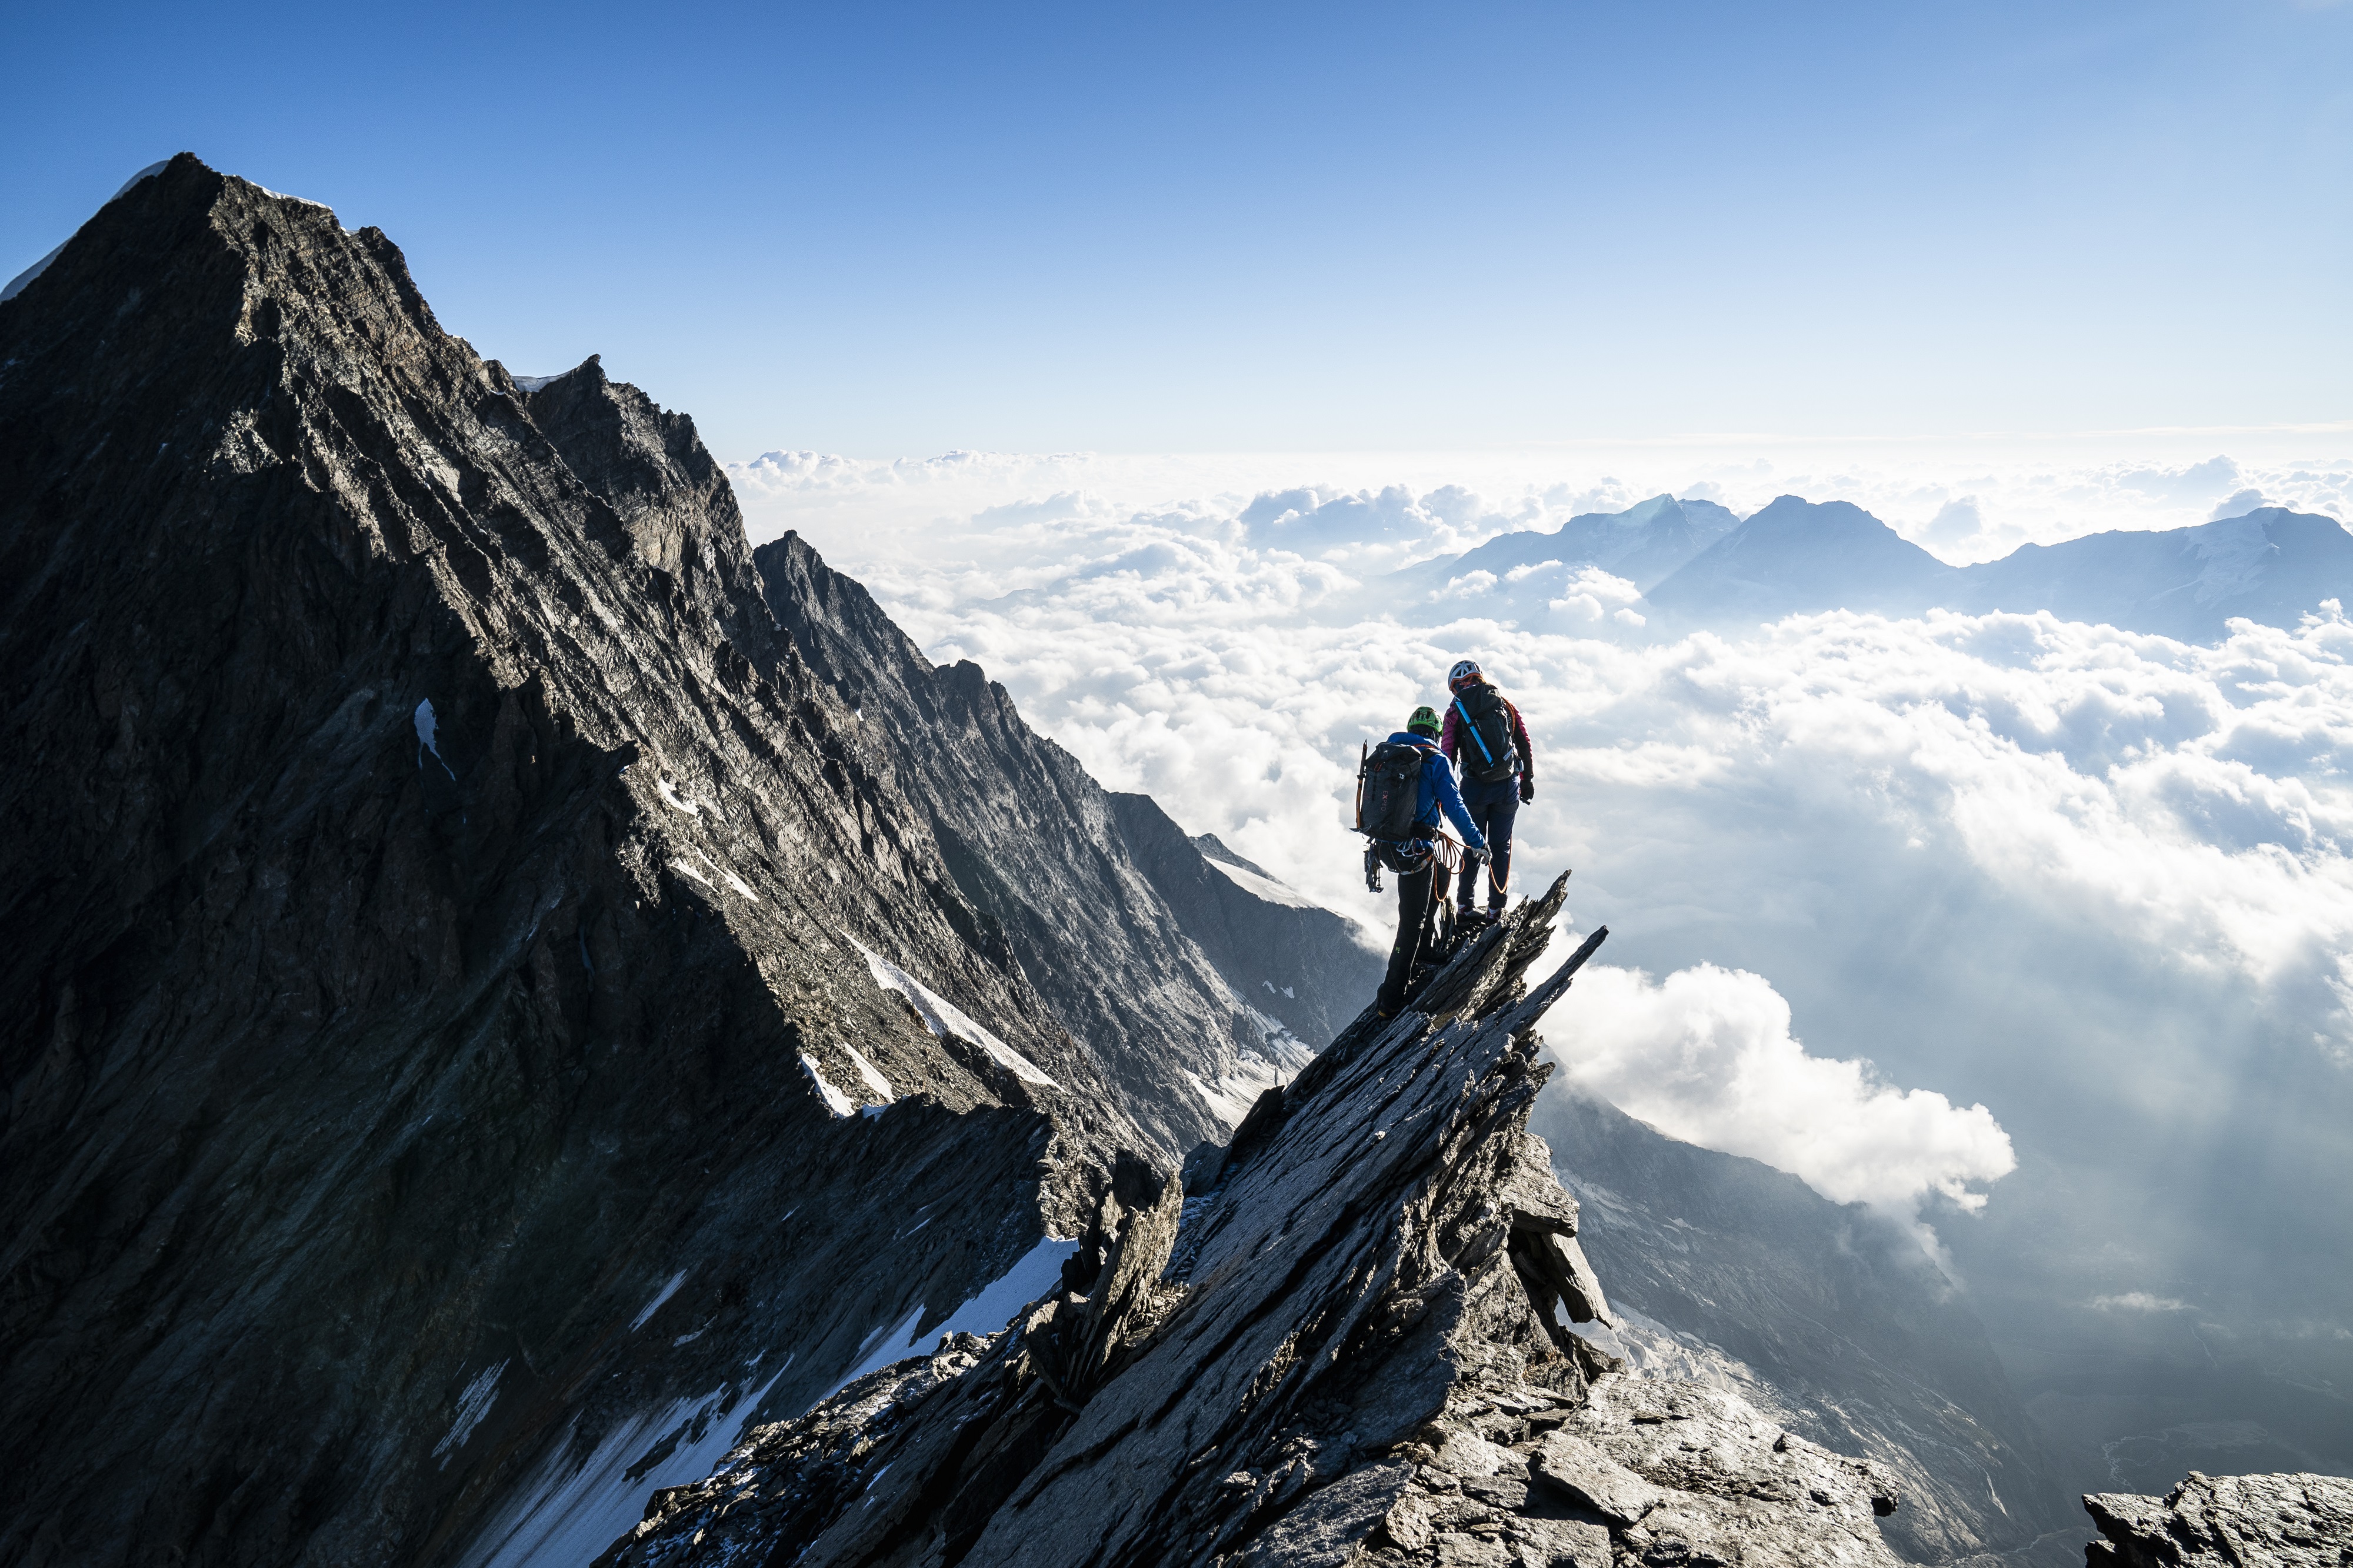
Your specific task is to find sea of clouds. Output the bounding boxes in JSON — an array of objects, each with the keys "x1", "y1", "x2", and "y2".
[{"x1": 729, "y1": 437, "x2": 2353, "y2": 1333}]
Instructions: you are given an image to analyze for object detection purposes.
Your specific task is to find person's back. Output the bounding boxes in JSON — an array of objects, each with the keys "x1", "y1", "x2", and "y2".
[
  {"x1": 1438, "y1": 659, "x2": 1534, "y2": 925},
  {"x1": 1362, "y1": 706, "x2": 1487, "y2": 1016}
]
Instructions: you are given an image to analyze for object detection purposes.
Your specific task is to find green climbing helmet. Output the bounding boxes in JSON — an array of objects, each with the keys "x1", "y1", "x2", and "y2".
[{"x1": 1406, "y1": 705, "x2": 1442, "y2": 739}]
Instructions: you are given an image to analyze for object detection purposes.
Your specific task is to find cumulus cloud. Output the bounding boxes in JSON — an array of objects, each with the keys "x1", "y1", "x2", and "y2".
[
  {"x1": 1922, "y1": 495, "x2": 1983, "y2": 549},
  {"x1": 1546, "y1": 566, "x2": 1644, "y2": 626},
  {"x1": 1543, "y1": 958, "x2": 2016, "y2": 1222},
  {"x1": 2210, "y1": 486, "x2": 2268, "y2": 520},
  {"x1": 1437, "y1": 569, "x2": 1499, "y2": 600},
  {"x1": 2091, "y1": 1292, "x2": 2193, "y2": 1313}
]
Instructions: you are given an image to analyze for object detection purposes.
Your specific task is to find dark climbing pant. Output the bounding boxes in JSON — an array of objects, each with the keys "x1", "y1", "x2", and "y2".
[
  {"x1": 1456, "y1": 777, "x2": 1519, "y2": 913},
  {"x1": 1376, "y1": 856, "x2": 1441, "y2": 1015}
]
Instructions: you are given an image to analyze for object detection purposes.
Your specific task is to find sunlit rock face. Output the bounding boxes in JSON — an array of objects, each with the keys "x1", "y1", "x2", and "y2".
[{"x1": 2084, "y1": 1470, "x2": 2353, "y2": 1567}]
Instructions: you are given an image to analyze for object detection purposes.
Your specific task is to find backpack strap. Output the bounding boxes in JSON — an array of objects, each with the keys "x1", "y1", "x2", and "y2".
[{"x1": 1454, "y1": 696, "x2": 1497, "y2": 769}]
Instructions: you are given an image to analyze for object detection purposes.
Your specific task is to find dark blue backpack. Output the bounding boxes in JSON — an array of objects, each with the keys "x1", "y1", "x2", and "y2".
[
  {"x1": 1452, "y1": 686, "x2": 1519, "y2": 784},
  {"x1": 1357, "y1": 740, "x2": 1425, "y2": 842}
]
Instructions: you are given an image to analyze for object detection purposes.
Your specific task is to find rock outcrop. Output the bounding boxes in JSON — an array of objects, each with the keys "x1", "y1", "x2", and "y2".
[
  {"x1": 0, "y1": 155, "x2": 1333, "y2": 1568},
  {"x1": 2083, "y1": 1470, "x2": 2353, "y2": 1566},
  {"x1": 598, "y1": 878, "x2": 1910, "y2": 1568}
]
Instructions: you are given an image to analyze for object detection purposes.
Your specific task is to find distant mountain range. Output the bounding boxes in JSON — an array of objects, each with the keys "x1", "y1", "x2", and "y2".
[
  {"x1": 1388, "y1": 493, "x2": 1745, "y2": 596},
  {"x1": 1393, "y1": 495, "x2": 2353, "y2": 644}
]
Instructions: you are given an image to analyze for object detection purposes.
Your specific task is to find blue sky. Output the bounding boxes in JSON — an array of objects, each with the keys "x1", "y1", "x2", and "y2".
[{"x1": 5, "y1": 1, "x2": 2347, "y2": 456}]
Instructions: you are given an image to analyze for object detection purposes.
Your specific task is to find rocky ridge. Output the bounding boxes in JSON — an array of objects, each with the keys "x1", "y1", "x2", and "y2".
[
  {"x1": 0, "y1": 155, "x2": 1322, "y2": 1568},
  {"x1": 754, "y1": 532, "x2": 1362, "y2": 1143},
  {"x1": 2083, "y1": 1469, "x2": 2353, "y2": 1566},
  {"x1": 598, "y1": 878, "x2": 1911, "y2": 1568}
]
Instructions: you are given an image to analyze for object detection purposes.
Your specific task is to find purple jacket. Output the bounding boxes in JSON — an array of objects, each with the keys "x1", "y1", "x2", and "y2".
[{"x1": 1441, "y1": 686, "x2": 1534, "y2": 782}]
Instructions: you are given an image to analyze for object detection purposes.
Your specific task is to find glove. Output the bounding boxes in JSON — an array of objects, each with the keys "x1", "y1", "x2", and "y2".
[{"x1": 1519, "y1": 778, "x2": 1535, "y2": 804}]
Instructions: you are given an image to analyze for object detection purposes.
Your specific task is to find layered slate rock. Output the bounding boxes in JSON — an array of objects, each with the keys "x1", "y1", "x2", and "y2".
[
  {"x1": 755, "y1": 533, "x2": 1316, "y2": 1146},
  {"x1": 0, "y1": 155, "x2": 1161, "y2": 1568},
  {"x1": 599, "y1": 877, "x2": 1908, "y2": 1568},
  {"x1": 2084, "y1": 1470, "x2": 2353, "y2": 1567}
]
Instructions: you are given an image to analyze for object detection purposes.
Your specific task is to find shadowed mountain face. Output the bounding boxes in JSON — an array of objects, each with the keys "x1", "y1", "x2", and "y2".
[
  {"x1": 1642, "y1": 496, "x2": 2353, "y2": 640},
  {"x1": 1644, "y1": 495, "x2": 1959, "y2": 623},
  {"x1": 1949, "y1": 507, "x2": 2353, "y2": 643},
  {"x1": 0, "y1": 155, "x2": 1345, "y2": 1568},
  {"x1": 1533, "y1": 1087, "x2": 2083, "y2": 1565}
]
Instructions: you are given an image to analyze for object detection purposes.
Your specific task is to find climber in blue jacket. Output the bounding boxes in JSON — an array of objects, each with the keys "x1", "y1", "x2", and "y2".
[{"x1": 1373, "y1": 705, "x2": 1488, "y2": 1017}]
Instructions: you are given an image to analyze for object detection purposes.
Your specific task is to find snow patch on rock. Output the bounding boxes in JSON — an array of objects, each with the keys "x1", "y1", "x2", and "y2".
[
  {"x1": 842, "y1": 1042, "x2": 894, "y2": 1103},
  {"x1": 433, "y1": 1360, "x2": 509, "y2": 1465},
  {"x1": 844, "y1": 935, "x2": 1059, "y2": 1087},
  {"x1": 1181, "y1": 1041, "x2": 1306, "y2": 1127},
  {"x1": 1204, "y1": 855, "x2": 1320, "y2": 911},
  {"x1": 454, "y1": 1365, "x2": 787, "y2": 1568},
  {"x1": 629, "y1": 1271, "x2": 688, "y2": 1332},
  {"x1": 818, "y1": 1233, "x2": 1079, "y2": 1403},
  {"x1": 799, "y1": 1053, "x2": 856, "y2": 1118},
  {"x1": 414, "y1": 699, "x2": 456, "y2": 779}
]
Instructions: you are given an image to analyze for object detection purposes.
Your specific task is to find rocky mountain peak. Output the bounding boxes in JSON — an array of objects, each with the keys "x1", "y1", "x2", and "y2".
[{"x1": 0, "y1": 154, "x2": 1205, "y2": 1567}]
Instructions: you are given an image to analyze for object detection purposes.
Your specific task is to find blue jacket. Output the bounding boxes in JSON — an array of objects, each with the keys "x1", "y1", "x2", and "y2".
[{"x1": 1385, "y1": 733, "x2": 1488, "y2": 852}]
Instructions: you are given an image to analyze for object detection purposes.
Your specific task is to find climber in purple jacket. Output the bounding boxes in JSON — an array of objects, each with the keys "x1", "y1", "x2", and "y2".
[{"x1": 1439, "y1": 659, "x2": 1535, "y2": 925}]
